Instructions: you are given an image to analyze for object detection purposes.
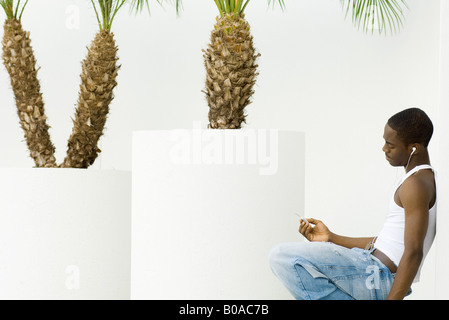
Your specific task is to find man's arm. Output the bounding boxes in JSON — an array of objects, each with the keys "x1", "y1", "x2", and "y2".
[
  {"x1": 300, "y1": 218, "x2": 374, "y2": 249},
  {"x1": 328, "y1": 233, "x2": 374, "y2": 250},
  {"x1": 387, "y1": 175, "x2": 431, "y2": 300}
]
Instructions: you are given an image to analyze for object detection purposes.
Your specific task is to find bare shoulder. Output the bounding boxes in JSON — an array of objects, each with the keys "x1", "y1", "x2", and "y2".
[{"x1": 400, "y1": 169, "x2": 436, "y2": 208}]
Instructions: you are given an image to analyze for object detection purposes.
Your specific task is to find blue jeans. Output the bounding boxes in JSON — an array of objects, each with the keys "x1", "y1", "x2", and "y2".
[{"x1": 269, "y1": 242, "x2": 399, "y2": 300}]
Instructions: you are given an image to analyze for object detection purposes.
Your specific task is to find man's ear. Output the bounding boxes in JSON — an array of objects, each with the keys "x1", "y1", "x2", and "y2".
[{"x1": 410, "y1": 144, "x2": 419, "y2": 155}]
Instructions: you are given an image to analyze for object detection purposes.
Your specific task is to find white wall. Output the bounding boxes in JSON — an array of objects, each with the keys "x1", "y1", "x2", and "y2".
[
  {"x1": 436, "y1": 0, "x2": 449, "y2": 300},
  {"x1": 0, "y1": 0, "x2": 441, "y2": 299}
]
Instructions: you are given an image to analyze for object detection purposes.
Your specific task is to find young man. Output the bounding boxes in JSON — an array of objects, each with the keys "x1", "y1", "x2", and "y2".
[{"x1": 269, "y1": 108, "x2": 436, "y2": 300}]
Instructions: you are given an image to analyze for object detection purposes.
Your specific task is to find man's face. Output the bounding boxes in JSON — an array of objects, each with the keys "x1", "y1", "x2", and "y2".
[{"x1": 382, "y1": 124, "x2": 409, "y2": 167}]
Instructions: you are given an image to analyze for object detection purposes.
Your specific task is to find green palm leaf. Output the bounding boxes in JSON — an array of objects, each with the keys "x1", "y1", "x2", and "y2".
[
  {"x1": 90, "y1": 0, "x2": 125, "y2": 31},
  {"x1": 91, "y1": 0, "x2": 177, "y2": 31},
  {"x1": 341, "y1": 0, "x2": 408, "y2": 35},
  {"x1": 0, "y1": 1, "x2": 177, "y2": 28},
  {"x1": 168, "y1": 1, "x2": 284, "y2": 17},
  {"x1": 0, "y1": 0, "x2": 29, "y2": 20},
  {"x1": 214, "y1": 0, "x2": 285, "y2": 16}
]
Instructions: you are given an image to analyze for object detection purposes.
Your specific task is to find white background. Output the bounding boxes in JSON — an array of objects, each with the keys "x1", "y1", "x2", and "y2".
[{"x1": 0, "y1": 0, "x2": 443, "y2": 299}]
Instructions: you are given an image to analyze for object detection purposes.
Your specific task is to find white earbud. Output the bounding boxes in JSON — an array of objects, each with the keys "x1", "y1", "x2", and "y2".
[{"x1": 405, "y1": 147, "x2": 417, "y2": 171}]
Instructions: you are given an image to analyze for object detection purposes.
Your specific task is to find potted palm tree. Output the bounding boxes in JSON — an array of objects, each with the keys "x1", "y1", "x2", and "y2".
[
  {"x1": 0, "y1": 0, "x2": 165, "y2": 300},
  {"x1": 62, "y1": 0, "x2": 162, "y2": 167},
  {"x1": 204, "y1": 0, "x2": 285, "y2": 129},
  {"x1": 1, "y1": 0, "x2": 57, "y2": 167},
  {"x1": 61, "y1": 0, "x2": 126, "y2": 168}
]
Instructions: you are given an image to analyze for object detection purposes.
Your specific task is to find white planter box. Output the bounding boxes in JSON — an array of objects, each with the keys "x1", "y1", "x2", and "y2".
[
  {"x1": 0, "y1": 168, "x2": 131, "y2": 299},
  {"x1": 131, "y1": 128, "x2": 305, "y2": 299}
]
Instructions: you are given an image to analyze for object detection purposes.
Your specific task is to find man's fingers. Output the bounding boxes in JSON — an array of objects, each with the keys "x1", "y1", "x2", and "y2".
[
  {"x1": 298, "y1": 219, "x2": 308, "y2": 235},
  {"x1": 304, "y1": 224, "x2": 313, "y2": 239},
  {"x1": 305, "y1": 218, "x2": 320, "y2": 225},
  {"x1": 298, "y1": 219, "x2": 314, "y2": 240},
  {"x1": 298, "y1": 220, "x2": 305, "y2": 233}
]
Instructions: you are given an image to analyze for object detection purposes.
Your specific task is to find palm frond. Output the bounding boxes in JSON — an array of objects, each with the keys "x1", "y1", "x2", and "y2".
[
  {"x1": 268, "y1": 0, "x2": 285, "y2": 11},
  {"x1": 0, "y1": 0, "x2": 29, "y2": 20},
  {"x1": 212, "y1": 0, "x2": 285, "y2": 17},
  {"x1": 341, "y1": 0, "x2": 408, "y2": 35},
  {"x1": 90, "y1": 0, "x2": 126, "y2": 31},
  {"x1": 129, "y1": 0, "x2": 153, "y2": 12},
  {"x1": 149, "y1": 0, "x2": 182, "y2": 16},
  {"x1": 91, "y1": 0, "x2": 180, "y2": 30}
]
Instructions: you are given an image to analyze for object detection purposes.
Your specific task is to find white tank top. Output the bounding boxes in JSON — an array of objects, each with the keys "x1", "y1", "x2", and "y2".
[{"x1": 374, "y1": 164, "x2": 436, "y2": 283}]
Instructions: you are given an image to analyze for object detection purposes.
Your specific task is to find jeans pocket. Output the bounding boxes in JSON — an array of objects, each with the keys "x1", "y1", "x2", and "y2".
[
  {"x1": 333, "y1": 273, "x2": 374, "y2": 300},
  {"x1": 300, "y1": 263, "x2": 328, "y2": 279}
]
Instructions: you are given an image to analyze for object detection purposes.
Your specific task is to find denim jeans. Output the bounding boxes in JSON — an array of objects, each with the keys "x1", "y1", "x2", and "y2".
[{"x1": 269, "y1": 241, "x2": 401, "y2": 300}]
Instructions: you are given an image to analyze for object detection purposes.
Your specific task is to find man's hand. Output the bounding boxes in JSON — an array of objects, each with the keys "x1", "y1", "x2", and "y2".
[
  {"x1": 300, "y1": 218, "x2": 374, "y2": 249},
  {"x1": 299, "y1": 218, "x2": 331, "y2": 242}
]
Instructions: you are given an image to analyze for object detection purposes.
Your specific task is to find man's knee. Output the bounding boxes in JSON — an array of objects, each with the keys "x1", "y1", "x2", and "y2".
[
  {"x1": 269, "y1": 241, "x2": 336, "y2": 270},
  {"x1": 268, "y1": 243, "x2": 284, "y2": 270},
  {"x1": 269, "y1": 242, "x2": 307, "y2": 272}
]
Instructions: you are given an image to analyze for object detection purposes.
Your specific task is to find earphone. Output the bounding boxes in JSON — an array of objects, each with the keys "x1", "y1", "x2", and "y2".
[{"x1": 405, "y1": 147, "x2": 417, "y2": 171}]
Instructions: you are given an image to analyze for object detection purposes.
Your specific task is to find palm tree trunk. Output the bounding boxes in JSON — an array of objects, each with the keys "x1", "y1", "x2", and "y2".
[
  {"x1": 2, "y1": 19, "x2": 56, "y2": 167},
  {"x1": 61, "y1": 30, "x2": 119, "y2": 168},
  {"x1": 203, "y1": 14, "x2": 260, "y2": 129}
]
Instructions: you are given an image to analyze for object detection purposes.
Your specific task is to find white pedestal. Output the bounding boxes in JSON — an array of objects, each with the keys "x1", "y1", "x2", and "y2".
[
  {"x1": 131, "y1": 129, "x2": 305, "y2": 299},
  {"x1": 0, "y1": 168, "x2": 131, "y2": 299}
]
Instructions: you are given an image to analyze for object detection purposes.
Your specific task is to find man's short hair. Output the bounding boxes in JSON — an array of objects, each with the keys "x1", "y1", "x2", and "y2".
[{"x1": 387, "y1": 108, "x2": 433, "y2": 147}]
